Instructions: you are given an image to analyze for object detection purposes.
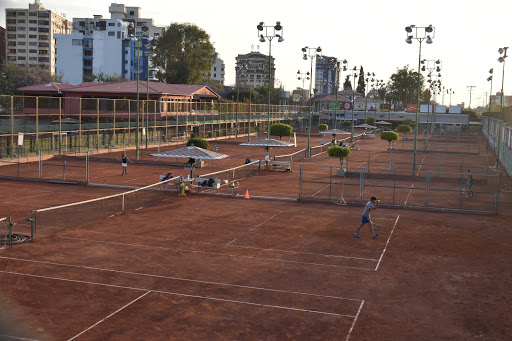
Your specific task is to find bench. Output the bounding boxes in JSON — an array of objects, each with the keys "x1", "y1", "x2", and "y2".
[
  {"x1": 193, "y1": 177, "x2": 221, "y2": 192},
  {"x1": 159, "y1": 175, "x2": 181, "y2": 189},
  {"x1": 271, "y1": 161, "x2": 292, "y2": 172},
  {"x1": 245, "y1": 159, "x2": 260, "y2": 167}
]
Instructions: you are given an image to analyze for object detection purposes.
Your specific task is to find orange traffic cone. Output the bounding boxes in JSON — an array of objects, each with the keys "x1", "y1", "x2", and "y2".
[{"x1": 245, "y1": 190, "x2": 250, "y2": 199}]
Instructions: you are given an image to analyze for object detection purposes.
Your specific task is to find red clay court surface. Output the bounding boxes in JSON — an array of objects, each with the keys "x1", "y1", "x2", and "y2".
[{"x1": 1, "y1": 132, "x2": 511, "y2": 340}]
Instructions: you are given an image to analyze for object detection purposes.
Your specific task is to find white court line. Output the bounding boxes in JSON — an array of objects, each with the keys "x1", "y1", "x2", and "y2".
[
  {"x1": 312, "y1": 183, "x2": 331, "y2": 196},
  {"x1": 57, "y1": 236, "x2": 375, "y2": 270},
  {"x1": 356, "y1": 152, "x2": 381, "y2": 168},
  {"x1": 0, "y1": 256, "x2": 362, "y2": 301},
  {"x1": 227, "y1": 211, "x2": 281, "y2": 245},
  {"x1": 82, "y1": 230, "x2": 379, "y2": 261},
  {"x1": 0, "y1": 270, "x2": 356, "y2": 318},
  {"x1": 403, "y1": 184, "x2": 414, "y2": 205},
  {"x1": 345, "y1": 300, "x2": 365, "y2": 341},
  {"x1": 416, "y1": 154, "x2": 426, "y2": 175},
  {"x1": 374, "y1": 215, "x2": 400, "y2": 271},
  {"x1": 67, "y1": 291, "x2": 151, "y2": 341},
  {"x1": 0, "y1": 335, "x2": 41, "y2": 341}
]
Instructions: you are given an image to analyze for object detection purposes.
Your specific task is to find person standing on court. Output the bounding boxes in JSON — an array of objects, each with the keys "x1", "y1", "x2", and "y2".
[
  {"x1": 355, "y1": 196, "x2": 380, "y2": 238},
  {"x1": 121, "y1": 153, "x2": 128, "y2": 176},
  {"x1": 465, "y1": 169, "x2": 474, "y2": 197}
]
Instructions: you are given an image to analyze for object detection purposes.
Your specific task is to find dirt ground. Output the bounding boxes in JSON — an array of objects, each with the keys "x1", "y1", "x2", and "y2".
[{"x1": 0, "y1": 131, "x2": 511, "y2": 340}]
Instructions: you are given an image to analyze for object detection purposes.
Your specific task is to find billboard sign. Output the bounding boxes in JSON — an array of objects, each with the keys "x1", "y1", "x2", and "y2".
[{"x1": 406, "y1": 104, "x2": 417, "y2": 113}]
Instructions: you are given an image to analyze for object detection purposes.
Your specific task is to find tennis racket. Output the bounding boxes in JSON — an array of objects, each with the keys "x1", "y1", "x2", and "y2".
[{"x1": 370, "y1": 220, "x2": 382, "y2": 232}]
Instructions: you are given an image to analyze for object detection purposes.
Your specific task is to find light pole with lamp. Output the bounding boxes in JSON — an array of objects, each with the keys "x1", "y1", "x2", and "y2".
[
  {"x1": 405, "y1": 24, "x2": 435, "y2": 173},
  {"x1": 487, "y1": 69, "x2": 494, "y2": 112},
  {"x1": 330, "y1": 58, "x2": 347, "y2": 130},
  {"x1": 257, "y1": 21, "x2": 284, "y2": 139},
  {"x1": 144, "y1": 38, "x2": 156, "y2": 149},
  {"x1": 349, "y1": 66, "x2": 362, "y2": 142},
  {"x1": 297, "y1": 70, "x2": 310, "y2": 132},
  {"x1": 302, "y1": 46, "x2": 322, "y2": 157},
  {"x1": 496, "y1": 46, "x2": 508, "y2": 167},
  {"x1": 128, "y1": 23, "x2": 150, "y2": 160},
  {"x1": 364, "y1": 72, "x2": 375, "y2": 122},
  {"x1": 235, "y1": 63, "x2": 247, "y2": 140},
  {"x1": 420, "y1": 59, "x2": 441, "y2": 145}
]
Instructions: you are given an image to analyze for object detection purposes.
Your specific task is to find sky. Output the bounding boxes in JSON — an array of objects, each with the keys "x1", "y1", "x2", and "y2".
[{"x1": 2, "y1": 0, "x2": 511, "y2": 108}]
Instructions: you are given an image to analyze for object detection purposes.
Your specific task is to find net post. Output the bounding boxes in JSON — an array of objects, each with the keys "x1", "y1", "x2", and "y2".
[
  {"x1": 27, "y1": 211, "x2": 34, "y2": 241},
  {"x1": 86, "y1": 152, "x2": 89, "y2": 183},
  {"x1": 8, "y1": 217, "x2": 13, "y2": 249},
  {"x1": 39, "y1": 149, "x2": 42, "y2": 178},
  {"x1": 122, "y1": 193, "x2": 125, "y2": 212}
]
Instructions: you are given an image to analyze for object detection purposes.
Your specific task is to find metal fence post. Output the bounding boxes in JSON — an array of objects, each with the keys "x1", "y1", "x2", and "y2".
[
  {"x1": 39, "y1": 149, "x2": 42, "y2": 179},
  {"x1": 299, "y1": 164, "x2": 303, "y2": 198}
]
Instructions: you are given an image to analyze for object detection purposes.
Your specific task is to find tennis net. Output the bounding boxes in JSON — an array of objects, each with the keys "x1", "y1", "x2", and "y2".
[
  {"x1": 32, "y1": 176, "x2": 181, "y2": 238},
  {"x1": 200, "y1": 161, "x2": 261, "y2": 183},
  {"x1": 274, "y1": 148, "x2": 307, "y2": 163}
]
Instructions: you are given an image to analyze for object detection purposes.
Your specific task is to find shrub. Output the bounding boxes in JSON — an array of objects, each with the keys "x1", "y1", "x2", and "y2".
[
  {"x1": 403, "y1": 118, "x2": 416, "y2": 129},
  {"x1": 187, "y1": 137, "x2": 209, "y2": 150},
  {"x1": 343, "y1": 120, "x2": 351, "y2": 128},
  {"x1": 269, "y1": 123, "x2": 293, "y2": 140},
  {"x1": 380, "y1": 131, "x2": 399, "y2": 149},
  {"x1": 318, "y1": 124, "x2": 328, "y2": 131},
  {"x1": 396, "y1": 124, "x2": 412, "y2": 140},
  {"x1": 327, "y1": 146, "x2": 351, "y2": 168},
  {"x1": 365, "y1": 117, "x2": 376, "y2": 125}
]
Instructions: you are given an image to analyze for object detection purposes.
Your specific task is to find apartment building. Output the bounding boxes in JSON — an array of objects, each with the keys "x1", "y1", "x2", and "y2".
[
  {"x1": 235, "y1": 51, "x2": 275, "y2": 88},
  {"x1": 0, "y1": 26, "x2": 5, "y2": 68},
  {"x1": 4, "y1": 0, "x2": 72, "y2": 73},
  {"x1": 55, "y1": 19, "x2": 132, "y2": 84},
  {"x1": 315, "y1": 55, "x2": 339, "y2": 95},
  {"x1": 209, "y1": 53, "x2": 225, "y2": 84}
]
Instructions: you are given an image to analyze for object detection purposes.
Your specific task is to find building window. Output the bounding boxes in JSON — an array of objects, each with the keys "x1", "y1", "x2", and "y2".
[
  {"x1": 7, "y1": 12, "x2": 16, "y2": 16},
  {"x1": 108, "y1": 31, "x2": 115, "y2": 36},
  {"x1": 38, "y1": 42, "x2": 49, "y2": 47},
  {"x1": 18, "y1": 42, "x2": 26, "y2": 46},
  {"x1": 79, "y1": 21, "x2": 85, "y2": 26},
  {"x1": 7, "y1": 56, "x2": 16, "y2": 62},
  {"x1": 214, "y1": 67, "x2": 217, "y2": 71},
  {"x1": 7, "y1": 19, "x2": 16, "y2": 24},
  {"x1": 18, "y1": 56, "x2": 26, "y2": 60},
  {"x1": 18, "y1": 27, "x2": 26, "y2": 31},
  {"x1": 17, "y1": 19, "x2": 26, "y2": 23},
  {"x1": 18, "y1": 49, "x2": 26, "y2": 53},
  {"x1": 84, "y1": 50, "x2": 93, "y2": 56},
  {"x1": 38, "y1": 27, "x2": 49, "y2": 33},
  {"x1": 129, "y1": 11, "x2": 134, "y2": 15},
  {"x1": 29, "y1": 57, "x2": 38, "y2": 61},
  {"x1": 108, "y1": 22, "x2": 115, "y2": 26},
  {"x1": 72, "y1": 39, "x2": 82, "y2": 46},
  {"x1": 29, "y1": 35, "x2": 37, "y2": 38},
  {"x1": 29, "y1": 27, "x2": 37, "y2": 31},
  {"x1": 29, "y1": 49, "x2": 37, "y2": 53},
  {"x1": 8, "y1": 49, "x2": 16, "y2": 54},
  {"x1": 117, "y1": 31, "x2": 121, "y2": 39},
  {"x1": 38, "y1": 50, "x2": 48, "y2": 55},
  {"x1": 7, "y1": 42, "x2": 16, "y2": 46},
  {"x1": 7, "y1": 34, "x2": 16, "y2": 39},
  {"x1": 38, "y1": 20, "x2": 49, "y2": 25},
  {"x1": 83, "y1": 59, "x2": 92, "y2": 67},
  {"x1": 38, "y1": 12, "x2": 49, "y2": 18},
  {"x1": 28, "y1": 19, "x2": 37, "y2": 24},
  {"x1": 29, "y1": 12, "x2": 37, "y2": 16},
  {"x1": 214, "y1": 73, "x2": 216, "y2": 77},
  {"x1": 29, "y1": 42, "x2": 37, "y2": 46},
  {"x1": 39, "y1": 35, "x2": 49, "y2": 40},
  {"x1": 7, "y1": 27, "x2": 16, "y2": 31}
]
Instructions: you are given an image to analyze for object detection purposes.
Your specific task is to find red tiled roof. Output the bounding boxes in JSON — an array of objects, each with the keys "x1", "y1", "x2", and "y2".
[
  {"x1": 18, "y1": 82, "x2": 78, "y2": 92},
  {"x1": 18, "y1": 81, "x2": 220, "y2": 99}
]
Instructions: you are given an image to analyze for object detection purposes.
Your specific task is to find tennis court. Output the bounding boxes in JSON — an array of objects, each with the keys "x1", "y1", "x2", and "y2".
[{"x1": 1, "y1": 131, "x2": 511, "y2": 340}]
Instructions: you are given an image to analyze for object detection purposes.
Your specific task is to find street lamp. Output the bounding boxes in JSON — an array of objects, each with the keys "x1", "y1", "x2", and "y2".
[
  {"x1": 446, "y1": 88, "x2": 455, "y2": 106},
  {"x1": 487, "y1": 69, "x2": 494, "y2": 112},
  {"x1": 128, "y1": 23, "x2": 150, "y2": 160},
  {"x1": 349, "y1": 65, "x2": 362, "y2": 142},
  {"x1": 144, "y1": 38, "x2": 156, "y2": 149},
  {"x1": 257, "y1": 21, "x2": 284, "y2": 139},
  {"x1": 497, "y1": 46, "x2": 508, "y2": 166},
  {"x1": 420, "y1": 59, "x2": 441, "y2": 147},
  {"x1": 330, "y1": 59, "x2": 347, "y2": 129},
  {"x1": 235, "y1": 63, "x2": 248, "y2": 140},
  {"x1": 405, "y1": 24, "x2": 435, "y2": 173},
  {"x1": 302, "y1": 46, "x2": 322, "y2": 157},
  {"x1": 364, "y1": 72, "x2": 375, "y2": 122}
]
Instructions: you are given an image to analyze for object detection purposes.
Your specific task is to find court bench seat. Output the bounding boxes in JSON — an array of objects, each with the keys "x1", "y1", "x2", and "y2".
[
  {"x1": 271, "y1": 161, "x2": 291, "y2": 172},
  {"x1": 193, "y1": 177, "x2": 221, "y2": 191}
]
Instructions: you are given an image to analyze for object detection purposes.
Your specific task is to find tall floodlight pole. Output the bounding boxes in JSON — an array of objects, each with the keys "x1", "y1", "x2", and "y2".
[
  {"x1": 497, "y1": 47, "x2": 508, "y2": 167},
  {"x1": 349, "y1": 66, "x2": 361, "y2": 142},
  {"x1": 364, "y1": 72, "x2": 375, "y2": 122},
  {"x1": 330, "y1": 58, "x2": 347, "y2": 130},
  {"x1": 420, "y1": 59, "x2": 441, "y2": 150},
  {"x1": 297, "y1": 70, "x2": 310, "y2": 131},
  {"x1": 487, "y1": 69, "x2": 494, "y2": 112},
  {"x1": 405, "y1": 24, "x2": 435, "y2": 173},
  {"x1": 144, "y1": 37, "x2": 156, "y2": 149},
  {"x1": 302, "y1": 46, "x2": 322, "y2": 157},
  {"x1": 257, "y1": 21, "x2": 284, "y2": 139}
]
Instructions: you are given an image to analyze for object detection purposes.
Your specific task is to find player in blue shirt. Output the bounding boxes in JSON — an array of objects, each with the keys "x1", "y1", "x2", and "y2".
[{"x1": 355, "y1": 196, "x2": 380, "y2": 238}]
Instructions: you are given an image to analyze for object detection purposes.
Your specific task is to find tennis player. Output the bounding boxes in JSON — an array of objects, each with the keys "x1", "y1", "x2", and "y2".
[
  {"x1": 121, "y1": 153, "x2": 128, "y2": 176},
  {"x1": 355, "y1": 196, "x2": 380, "y2": 239},
  {"x1": 465, "y1": 169, "x2": 474, "y2": 197}
]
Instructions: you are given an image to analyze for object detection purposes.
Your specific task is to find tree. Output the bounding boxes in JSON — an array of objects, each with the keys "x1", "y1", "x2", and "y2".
[
  {"x1": 356, "y1": 66, "x2": 365, "y2": 96},
  {"x1": 366, "y1": 117, "x2": 376, "y2": 125},
  {"x1": 0, "y1": 63, "x2": 61, "y2": 95},
  {"x1": 224, "y1": 88, "x2": 259, "y2": 104},
  {"x1": 187, "y1": 137, "x2": 209, "y2": 149},
  {"x1": 343, "y1": 120, "x2": 351, "y2": 128},
  {"x1": 94, "y1": 71, "x2": 125, "y2": 83},
  {"x1": 318, "y1": 124, "x2": 328, "y2": 131},
  {"x1": 386, "y1": 65, "x2": 425, "y2": 104},
  {"x1": 269, "y1": 123, "x2": 293, "y2": 140},
  {"x1": 327, "y1": 146, "x2": 351, "y2": 175},
  {"x1": 154, "y1": 23, "x2": 215, "y2": 84},
  {"x1": 343, "y1": 75, "x2": 352, "y2": 89},
  {"x1": 380, "y1": 131, "x2": 399, "y2": 149},
  {"x1": 397, "y1": 124, "x2": 412, "y2": 140},
  {"x1": 254, "y1": 86, "x2": 280, "y2": 105},
  {"x1": 403, "y1": 118, "x2": 416, "y2": 129}
]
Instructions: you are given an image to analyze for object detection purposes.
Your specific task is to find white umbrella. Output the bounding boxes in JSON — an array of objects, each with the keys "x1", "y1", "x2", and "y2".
[
  {"x1": 323, "y1": 129, "x2": 351, "y2": 135},
  {"x1": 239, "y1": 138, "x2": 293, "y2": 164},
  {"x1": 354, "y1": 123, "x2": 377, "y2": 129},
  {"x1": 375, "y1": 120, "x2": 392, "y2": 125},
  {"x1": 151, "y1": 145, "x2": 228, "y2": 178}
]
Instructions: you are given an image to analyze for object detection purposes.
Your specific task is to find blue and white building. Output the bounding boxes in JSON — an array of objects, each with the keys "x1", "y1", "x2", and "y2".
[{"x1": 315, "y1": 55, "x2": 339, "y2": 96}]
